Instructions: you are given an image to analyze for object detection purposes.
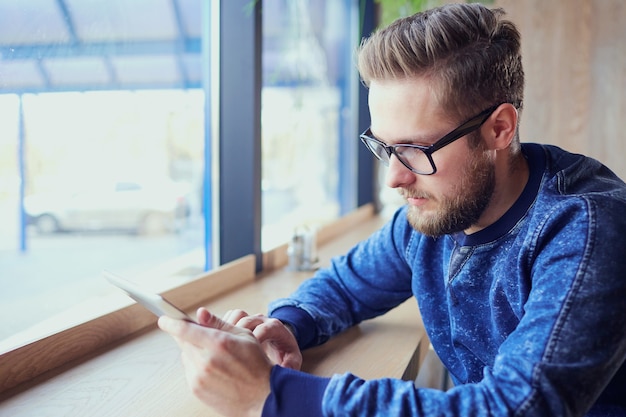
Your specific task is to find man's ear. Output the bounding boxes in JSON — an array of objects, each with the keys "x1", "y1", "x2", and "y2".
[{"x1": 484, "y1": 103, "x2": 518, "y2": 150}]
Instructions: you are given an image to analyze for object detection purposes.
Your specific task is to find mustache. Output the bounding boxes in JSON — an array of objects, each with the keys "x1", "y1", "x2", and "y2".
[{"x1": 399, "y1": 189, "x2": 432, "y2": 200}]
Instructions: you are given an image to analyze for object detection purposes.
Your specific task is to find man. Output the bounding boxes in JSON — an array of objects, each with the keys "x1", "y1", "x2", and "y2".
[{"x1": 159, "y1": 3, "x2": 626, "y2": 416}]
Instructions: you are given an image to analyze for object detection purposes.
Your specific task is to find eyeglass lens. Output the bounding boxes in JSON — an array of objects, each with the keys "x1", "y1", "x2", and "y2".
[{"x1": 364, "y1": 139, "x2": 434, "y2": 174}]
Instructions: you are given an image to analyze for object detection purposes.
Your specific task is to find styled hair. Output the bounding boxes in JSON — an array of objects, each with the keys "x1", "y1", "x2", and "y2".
[{"x1": 357, "y1": 3, "x2": 524, "y2": 123}]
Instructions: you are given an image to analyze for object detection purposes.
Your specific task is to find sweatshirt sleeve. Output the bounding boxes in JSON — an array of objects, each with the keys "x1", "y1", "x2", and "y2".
[
  {"x1": 262, "y1": 365, "x2": 330, "y2": 417},
  {"x1": 270, "y1": 305, "x2": 318, "y2": 349}
]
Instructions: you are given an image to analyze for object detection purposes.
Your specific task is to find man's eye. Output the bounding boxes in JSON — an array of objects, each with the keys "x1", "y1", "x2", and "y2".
[{"x1": 396, "y1": 146, "x2": 416, "y2": 156}]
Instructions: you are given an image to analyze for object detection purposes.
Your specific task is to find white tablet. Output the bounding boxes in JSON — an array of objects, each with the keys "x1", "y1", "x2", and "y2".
[{"x1": 103, "y1": 270, "x2": 196, "y2": 322}]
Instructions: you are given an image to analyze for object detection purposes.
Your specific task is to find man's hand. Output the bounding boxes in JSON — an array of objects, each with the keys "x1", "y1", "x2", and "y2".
[
  {"x1": 158, "y1": 308, "x2": 272, "y2": 417},
  {"x1": 224, "y1": 309, "x2": 303, "y2": 370}
]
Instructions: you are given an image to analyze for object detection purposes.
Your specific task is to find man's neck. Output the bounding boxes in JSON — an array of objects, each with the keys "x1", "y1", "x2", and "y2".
[{"x1": 465, "y1": 152, "x2": 529, "y2": 235}]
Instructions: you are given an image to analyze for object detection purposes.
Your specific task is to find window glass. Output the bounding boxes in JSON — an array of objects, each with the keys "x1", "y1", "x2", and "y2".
[
  {"x1": 261, "y1": 0, "x2": 358, "y2": 250},
  {"x1": 0, "y1": 0, "x2": 361, "y2": 351},
  {"x1": 0, "y1": 1, "x2": 207, "y2": 350},
  {"x1": 0, "y1": 95, "x2": 21, "y2": 263}
]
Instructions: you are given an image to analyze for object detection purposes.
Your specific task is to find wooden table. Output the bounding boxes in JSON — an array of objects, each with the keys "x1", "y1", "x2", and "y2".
[{"x1": 0, "y1": 214, "x2": 427, "y2": 417}]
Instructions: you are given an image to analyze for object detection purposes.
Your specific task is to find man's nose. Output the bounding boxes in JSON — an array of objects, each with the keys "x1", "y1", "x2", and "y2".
[{"x1": 385, "y1": 155, "x2": 416, "y2": 189}]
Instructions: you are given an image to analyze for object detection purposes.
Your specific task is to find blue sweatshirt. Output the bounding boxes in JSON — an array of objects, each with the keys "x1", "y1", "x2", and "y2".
[{"x1": 264, "y1": 143, "x2": 626, "y2": 417}]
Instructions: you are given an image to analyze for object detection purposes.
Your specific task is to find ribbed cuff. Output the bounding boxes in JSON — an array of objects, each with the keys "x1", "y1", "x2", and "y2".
[
  {"x1": 270, "y1": 306, "x2": 318, "y2": 349},
  {"x1": 262, "y1": 365, "x2": 330, "y2": 417}
]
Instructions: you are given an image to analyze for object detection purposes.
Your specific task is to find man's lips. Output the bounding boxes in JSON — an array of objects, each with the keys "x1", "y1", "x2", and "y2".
[
  {"x1": 406, "y1": 195, "x2": 429, "y2": 207},
  {"x1": 400, "y1": 188, "x2": 432, "y2": 206}
]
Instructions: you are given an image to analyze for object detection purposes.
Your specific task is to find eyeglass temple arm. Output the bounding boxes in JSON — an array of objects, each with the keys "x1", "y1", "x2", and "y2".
[{"x1": 429, "y1": 106, "x2": 498, "y2": 153}]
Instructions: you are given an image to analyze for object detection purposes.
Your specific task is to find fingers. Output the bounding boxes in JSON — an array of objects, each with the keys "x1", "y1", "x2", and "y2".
[
  {"x1": 222, "y1": 309, "x2": 250, "y2": 325},
  {"x1": 159, "y1": 311, "x2": 250, "y2": 348},
  {"x1": 195, "y1": 307, "x2": 232, "y2": 331},
  {"x1": 223, "y1": 310, "x2": 270, "y2": 334},
  {"x1": 235, "y1": 314, "x2": 269, "y2": 332},
  {"x1": 158, "y1": 315, "x2": 188, "y2": 336},
  {"x1": 159, "y1": 310, "x2": 302, "y2": 374},
  {"x1": 159, "y1": 316, "x2": 203, "y2": 346},
  {"x1": 159, "y1": 308, "x2": 282, "y2": 348},
  {"x1": 196, "y1": 307, "x2": 212, "y2": 326},
  {"x1": 246, "y1": 318, "x2": 302, "y2": 370},
  {"x1": 250, "y1": 317, "x2": 286, "y2": 342}
]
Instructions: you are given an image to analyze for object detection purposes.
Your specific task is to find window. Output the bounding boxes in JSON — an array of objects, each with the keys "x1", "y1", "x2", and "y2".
[
  {"x1": 0, "y1": 0, "x2": 208, "y2": 351},
  {"x1": 261, "y1": 0, "x2": 361, "y2": 250},
  {"x1": 0, "y1": 0, "x2": 372, "y2": 373}
]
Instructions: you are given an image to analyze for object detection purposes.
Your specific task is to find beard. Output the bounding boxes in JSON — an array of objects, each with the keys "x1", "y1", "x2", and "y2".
[{"x1": 405, "y1": 144, "x2": 496, "y2": 237}]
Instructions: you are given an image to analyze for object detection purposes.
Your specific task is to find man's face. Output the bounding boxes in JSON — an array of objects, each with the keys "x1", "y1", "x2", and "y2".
[{"x1": 368, "y1": 78, "x2": 495, "y2": 236}]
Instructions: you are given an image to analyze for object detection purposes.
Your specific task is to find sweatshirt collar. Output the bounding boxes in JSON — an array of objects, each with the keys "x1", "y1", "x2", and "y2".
[{"x1": 453, "y1": 143, "x2": 545, "y2": 247}]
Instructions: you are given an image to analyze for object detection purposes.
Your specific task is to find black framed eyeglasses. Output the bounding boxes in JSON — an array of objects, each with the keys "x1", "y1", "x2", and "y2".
[{"x1": 359, "y1": 104, "x2": 500, "y2": 175}]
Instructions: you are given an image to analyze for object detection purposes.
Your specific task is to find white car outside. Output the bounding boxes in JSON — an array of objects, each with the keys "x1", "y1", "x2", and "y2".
[{"x1": 24, "y1": 181, "x2": 190, "y2": 235}]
